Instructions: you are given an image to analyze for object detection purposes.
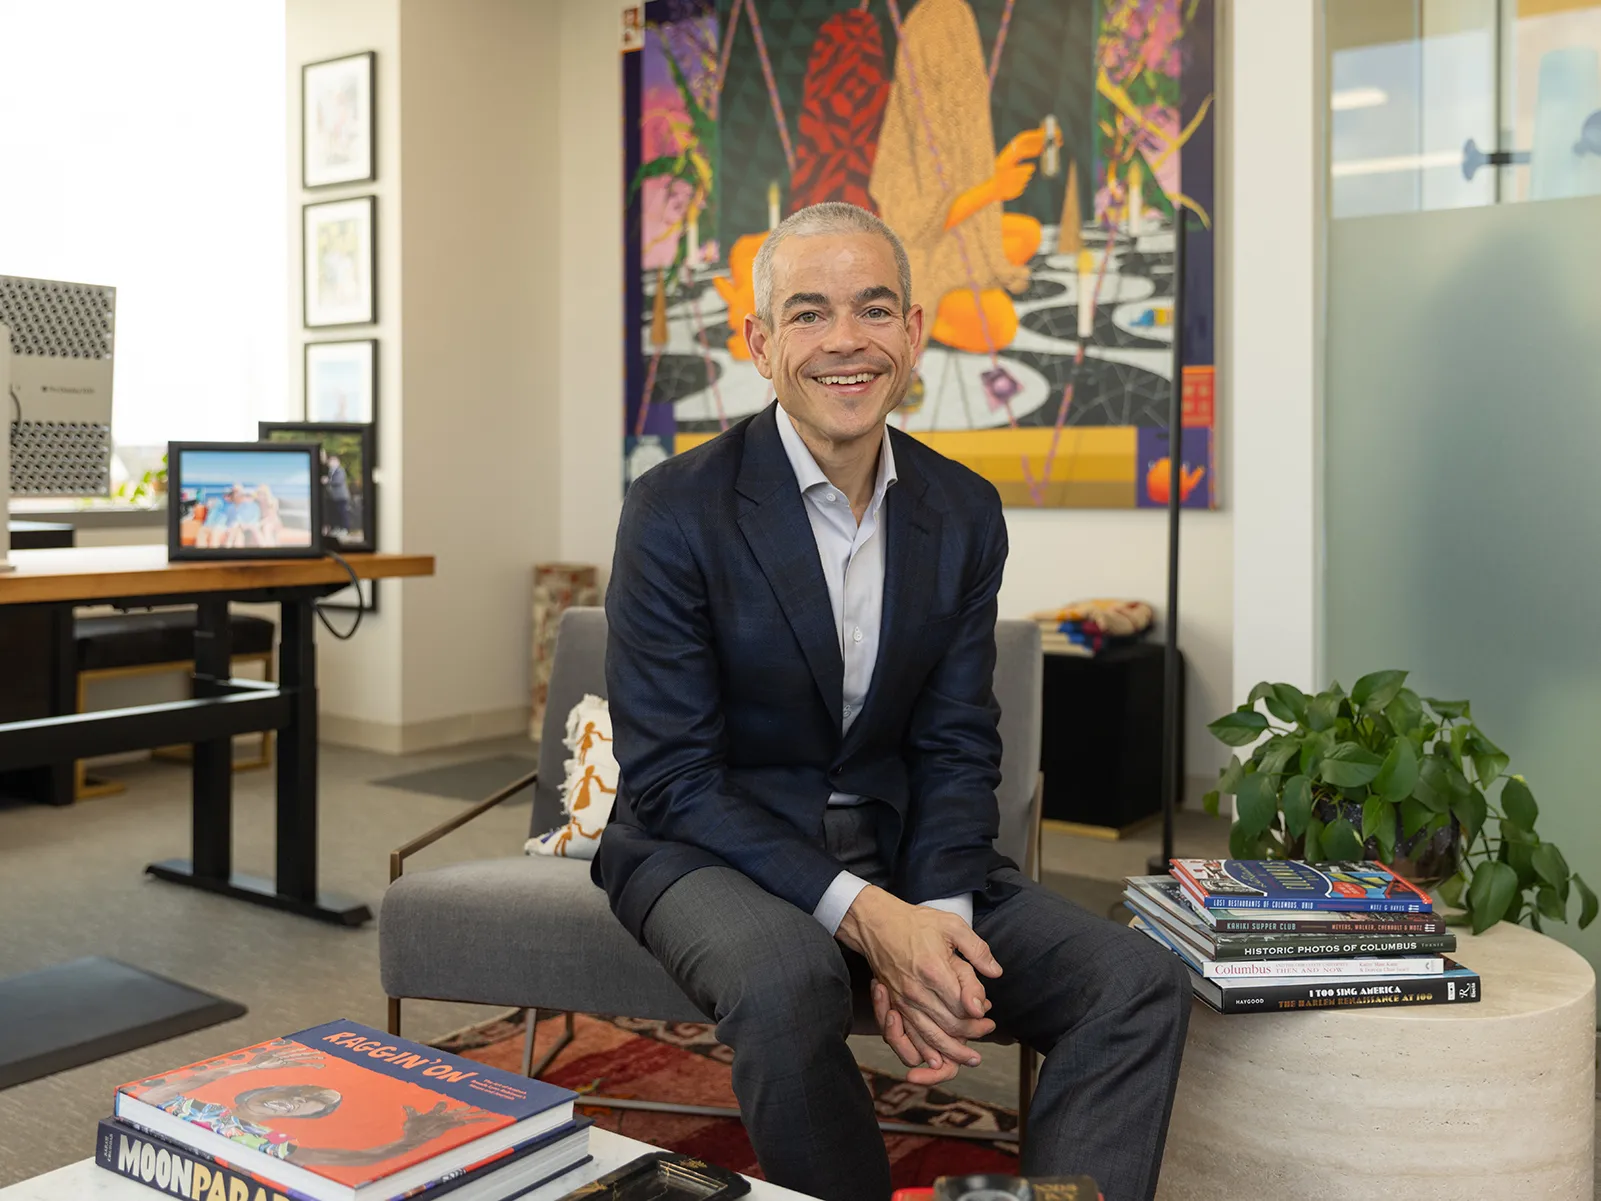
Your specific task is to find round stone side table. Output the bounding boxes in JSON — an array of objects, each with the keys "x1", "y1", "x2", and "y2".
[{"x1": 1156, "y1": 921, "x2": 1596, "y2": 1199}]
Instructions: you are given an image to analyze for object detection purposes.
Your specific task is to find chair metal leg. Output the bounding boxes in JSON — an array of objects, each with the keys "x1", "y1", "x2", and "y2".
[
  {"x1": 388, "y1": 997, "x2": 402, "y2": 1037},
  {"x1": 525, "y1": 1010, "x2": 575, "y2": 1079},
  {"x1": 1017, "y1": 1044, "x2": 1037, "y2": 1151}
]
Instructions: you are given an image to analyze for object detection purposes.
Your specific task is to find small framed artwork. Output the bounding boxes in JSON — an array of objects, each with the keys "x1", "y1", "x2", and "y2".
[
  {"x1": 304, "y1": 339, "x2": 376, "y2": 423},
  {"x1": 304, "y1": 195, "x2": 376, "y2": 328},
  {"x1": 302, "y1": 51, "x2": 375, "y2": 188},
  {"x1": 322, "y1": 578, "x2": 379, "y2": 614},
  {"x1": 259, "y1": 421, "x2": 377, "y2": 553},
  {"x1": 167, "y1": 442, "x2": 323, "y2": 561}
]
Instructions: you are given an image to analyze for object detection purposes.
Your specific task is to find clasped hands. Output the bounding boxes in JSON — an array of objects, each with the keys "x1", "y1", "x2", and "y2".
[{"x1": 836, "y1": 885, "x2": 1003, "y2": 1085}]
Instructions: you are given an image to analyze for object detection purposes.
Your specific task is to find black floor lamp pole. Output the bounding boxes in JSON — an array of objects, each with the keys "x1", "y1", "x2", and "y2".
[{"x1": 1148, "y1": 210, "x2": 1188, "y2": 877}]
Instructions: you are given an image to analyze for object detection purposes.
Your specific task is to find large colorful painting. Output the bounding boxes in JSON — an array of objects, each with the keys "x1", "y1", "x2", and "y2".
[{"x1": 622, "y1": 0, "x2": 1216, "y2": 509}]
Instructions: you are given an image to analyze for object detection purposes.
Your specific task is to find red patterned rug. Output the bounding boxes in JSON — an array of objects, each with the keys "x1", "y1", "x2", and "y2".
[{"x1": 435, "y1": 1010, "x2": 1018, "y2": 1188}]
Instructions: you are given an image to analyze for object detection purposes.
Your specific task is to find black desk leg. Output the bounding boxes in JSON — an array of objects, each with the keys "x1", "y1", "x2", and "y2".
[
  {"x1": 41, "y1": 604, "x2": 75, "y2": 806},
  {"x1": 147, "y1": 595, "x2": 371, "y2": 927},
  {"x1": 191, "y1": 599, "x2": 233, "y2": 878}
]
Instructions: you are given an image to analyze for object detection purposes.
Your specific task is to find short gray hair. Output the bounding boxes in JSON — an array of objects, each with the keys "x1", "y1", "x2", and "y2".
[{"x1": 752, "y1": 202, "x2": 913, "y2": 327}]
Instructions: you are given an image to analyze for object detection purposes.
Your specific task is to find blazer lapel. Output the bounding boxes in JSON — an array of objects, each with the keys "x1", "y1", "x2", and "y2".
[
  {"x1": 843, "y1": 438, "x2": 940, "y2": 755},
  {"x1": 736, "y1": 404, "x2": 844, "y2": 714}
]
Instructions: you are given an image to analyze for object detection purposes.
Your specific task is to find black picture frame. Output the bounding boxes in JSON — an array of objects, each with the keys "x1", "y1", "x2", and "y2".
[
  {"x1": 303, "y1": 338, "x2": 378, "y2": 424},
  {"x1": 303, "y1": 195, "x2": 377, "y2": 329},
  {"x1": 258, "y1": 421, "x2": 377, "y2": 553},
  {"x1": 302, "y1": 51, "x2": 376, "y2": 189},
  {"x1": 321, "y1": 578, "x2": 379, "y2": 614},
  {"x1": 167, "y1": 441, "x2": 324, "y2": 561}
]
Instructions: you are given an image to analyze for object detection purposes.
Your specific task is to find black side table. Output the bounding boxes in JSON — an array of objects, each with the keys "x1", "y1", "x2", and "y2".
[{"x1": 1040, "y1": 641, "x2": 1184, "y2": 835}]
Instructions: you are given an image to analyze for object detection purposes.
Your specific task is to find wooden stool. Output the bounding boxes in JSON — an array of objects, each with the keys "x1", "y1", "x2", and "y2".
[{"x1": 1158, "y1": 921, "x2": 1595, "y2": 1198}]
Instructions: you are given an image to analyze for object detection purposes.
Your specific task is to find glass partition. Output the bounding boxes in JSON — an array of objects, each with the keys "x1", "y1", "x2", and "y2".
[{"x1": 1323, "y1": 0, "x2": 1601, "y2": 971}]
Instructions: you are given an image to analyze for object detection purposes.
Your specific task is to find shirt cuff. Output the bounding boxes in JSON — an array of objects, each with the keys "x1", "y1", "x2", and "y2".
[
  {"x1": 919, "y1": 893, "x2": 974, "y2": 928},
  {"x1": 813, "y1": 870, "x2": 871, "y2": 936}
]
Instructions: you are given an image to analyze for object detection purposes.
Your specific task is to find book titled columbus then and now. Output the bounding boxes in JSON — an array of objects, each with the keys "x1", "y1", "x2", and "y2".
[
  {"x1": 1128, "y1": 860, "x2": 1482, "y2": 1016},
  {"x1": 97, "y1": 1019, "x2": 592, "y2": 1201}
]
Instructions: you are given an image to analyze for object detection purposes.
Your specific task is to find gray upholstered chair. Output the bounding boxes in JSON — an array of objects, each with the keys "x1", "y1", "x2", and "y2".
[{"x1": 382, "y1": 607, "x2": 1043, "y2": 1144}]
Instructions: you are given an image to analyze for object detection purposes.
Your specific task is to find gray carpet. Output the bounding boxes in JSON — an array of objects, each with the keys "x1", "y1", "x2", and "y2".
[{"x1": 371, "y1": 753, "x2": 538, "y2": 801}]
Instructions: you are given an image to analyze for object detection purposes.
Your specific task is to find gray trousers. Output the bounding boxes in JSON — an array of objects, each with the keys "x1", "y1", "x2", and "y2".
[{"x1": 639, "y1": 805, "x2": 1190, "y2": 1201}]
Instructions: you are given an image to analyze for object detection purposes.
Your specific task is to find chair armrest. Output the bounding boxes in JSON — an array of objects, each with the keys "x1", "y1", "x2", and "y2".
[
  {"x1": 388, "y1": 768, "x2": 539, "y2": 884},
  {"x1": 1024, "y1": 772, "x2": 1044, "y2": 883}
]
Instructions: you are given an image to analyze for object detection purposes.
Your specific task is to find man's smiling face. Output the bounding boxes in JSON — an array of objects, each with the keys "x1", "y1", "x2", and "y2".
[{"x1": 745, "y1": 231, "x2": 923, "y2": 451}]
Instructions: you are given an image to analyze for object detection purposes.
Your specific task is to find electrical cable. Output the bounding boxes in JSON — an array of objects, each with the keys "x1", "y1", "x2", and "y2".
[{"x1": 314, "y1": 547, "x2": 364, "y2": 641}]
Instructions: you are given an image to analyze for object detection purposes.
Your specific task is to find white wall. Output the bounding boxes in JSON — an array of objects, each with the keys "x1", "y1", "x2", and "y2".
[
  {"x1": 1229, "y1": 0, "x2": 1322, "y2": 698},
  {"x1": 554, "y1": 0, "x2": 1236, "y2": 782},
  {"x1": 288, "y1": 0, "x2": 562, "y2": 752},
  {"x1": 396, "y1": 0, "x2": 562, "y2": 741},
  {"x1": 287, "y1": 0, "x2": 406, "y2": 735}
]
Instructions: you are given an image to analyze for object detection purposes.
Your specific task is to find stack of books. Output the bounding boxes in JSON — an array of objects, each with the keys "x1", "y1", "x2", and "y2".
[
  {"x1": 1126, "y1": 859, "x2": 1482, "y2": 1015},
  {"x1": 96, "y1": 1019, "x2": 592, "y2": 1201}
]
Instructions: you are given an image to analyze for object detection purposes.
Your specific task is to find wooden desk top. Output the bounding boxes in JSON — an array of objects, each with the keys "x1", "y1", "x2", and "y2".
[{"x1": 0, "y1": 545, "x2": 434, "y2": 605}]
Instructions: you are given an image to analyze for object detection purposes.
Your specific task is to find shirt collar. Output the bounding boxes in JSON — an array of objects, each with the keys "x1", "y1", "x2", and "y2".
[{"x1": 775, "y1": 405, "x2": 898, "y2": 514}]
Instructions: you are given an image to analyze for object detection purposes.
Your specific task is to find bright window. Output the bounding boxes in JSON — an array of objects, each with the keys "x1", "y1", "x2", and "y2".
[{"x1": 0, "y1": 1, "x2": 287, "y2": 456}]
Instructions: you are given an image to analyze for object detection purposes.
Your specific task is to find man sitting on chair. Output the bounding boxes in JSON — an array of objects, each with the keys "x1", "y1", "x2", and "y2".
[{"x1": 595, "y1": 201, "x2": 1189, "y2": 1201}]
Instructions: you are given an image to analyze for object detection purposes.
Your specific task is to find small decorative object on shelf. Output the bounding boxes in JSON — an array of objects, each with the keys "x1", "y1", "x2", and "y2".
[{"x1": 1203, "y1": 670, "x2": 1596, "y2": 935}]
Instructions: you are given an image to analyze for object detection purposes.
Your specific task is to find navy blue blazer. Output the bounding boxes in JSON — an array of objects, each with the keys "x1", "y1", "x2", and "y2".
[{"x1": 594, "y1": 402, "x2": 1016, "y2": 941}]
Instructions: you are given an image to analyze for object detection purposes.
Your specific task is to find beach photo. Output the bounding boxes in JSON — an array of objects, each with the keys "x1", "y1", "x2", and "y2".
[{"x1": 173, "y1": 446, "x2": 316, "y2": 552}]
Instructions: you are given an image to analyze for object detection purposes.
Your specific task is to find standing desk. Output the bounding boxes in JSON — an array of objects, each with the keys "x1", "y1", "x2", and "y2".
[{"x1": 0, "y1": 545, "x2": 434, "y2": 926}]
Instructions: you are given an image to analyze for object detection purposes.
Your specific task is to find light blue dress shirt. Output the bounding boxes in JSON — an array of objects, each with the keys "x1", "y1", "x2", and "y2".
[{"x1": 775, "y1": 408, "x2": 975, "y2": 936}]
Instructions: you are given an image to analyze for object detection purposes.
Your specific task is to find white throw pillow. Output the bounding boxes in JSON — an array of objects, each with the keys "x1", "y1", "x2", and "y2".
[{"x1": 526, "y1": 693, "x2": 618, "y2": 860}]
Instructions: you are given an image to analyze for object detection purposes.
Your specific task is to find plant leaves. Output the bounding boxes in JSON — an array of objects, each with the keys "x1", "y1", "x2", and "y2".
[
  {"x1": 1201, "y1": 789, "x2": 1220, "y2": 817},
  {"x1": 1400, "y1": 797, "x2": 1432, "y2": 839},
  {"x1": 1574, "y1": 874, "x2": 1598, "y2": 929},
  {"x1": 1299, "y1": 730, "x2": 1331, "y2": 777},
  {"x1": 1229, "y1": 821, "x2": 1260, "y2": 860},
  {"x1": 1321, "y1": 817, "x2": 1365, "y2": 862},
  {"x1": 1466, "y1": 731, "x2": 1509, "y2": 789},
  {"x1": 1362, "y1": 797, "x2": 1397, "y2": 860},
  {"x1": 1466, "y1": 861, "x2": 1518, "y2": 933},
  {"x1": 1531, "y1": 843, "x2": 1569, "y2": 895},
  {"x1": 1217, "y1": 754, "x2": 1245, "y2": 796},
  {"x1": 1302, "y1": 815, "x2": 1325, "y2": 863},
  {"x1": 1437, "y1": 871, "x2": 1467, "y2": 909},
  {"x1": 1262, "y1": 693, "x2": 1296, "y2": 723},
  {"x1": 1208, "y1": 709, "x2": 1269, "y2": 747},
  {"x1": 1280, "y1": 775, "x2": 1313, "y2": 839},
  {"x1": 1451, "y1": 786, "x2": 1488, "y2": 845},
  {"x1": 1248, "y1": 681, "x2": 1275, "y2": 706},
  {"x1": 1318, "y1": 742, "x2": 1384, "y2": 788},
  {"x1": 1537, "y1": 885, "x2": 1566, "y2": 922},
  {"x1": 1501, "y1": 776, "x2": 1538, "y2": 829},
  {"x1": 1497, "y1": 818, "x2": 1538, "y2": 890},
  {"x1": 1270, "y1": 684, "x2": 1309, "y2": 725},
  {"x1": 1258, "y1": 736, "x2": 1301, "y2": 778},
  {"x1": 1371, "y1": 737, "x2": 1419, "y2": 802},
  {"x1": 1352, "y1": 669, "x2": 1408, "y2": 713},
  {"x1": 1425, "y1": 697, "x2": 1471, "y2": 720},
  {"x1": 1305, "y1": 693, "x2": 1340, "y2": 733},
  {"x1": 1234, "y1": 772, "x2": 1279, "y2": 837},
  {"x1": 1413, "y1": 757, "x2": 1456, "y2": 813},
  {"x1": 1385, "y1": 688, "x2": 1424, "y2": 736}
]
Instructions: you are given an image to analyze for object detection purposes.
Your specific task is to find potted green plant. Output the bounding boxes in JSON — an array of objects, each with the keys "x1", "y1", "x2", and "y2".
[{"x1": 1203, "y1": 670, "x2": 1596, "y2": 936}]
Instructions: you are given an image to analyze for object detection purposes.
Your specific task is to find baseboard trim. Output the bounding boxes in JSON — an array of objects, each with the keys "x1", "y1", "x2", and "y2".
[{"x1": 319, "y1": 706, "x2": 529, "y2": 754}]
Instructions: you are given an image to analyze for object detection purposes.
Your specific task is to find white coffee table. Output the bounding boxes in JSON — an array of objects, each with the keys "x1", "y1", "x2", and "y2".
[{"x1": 0, "y1": 1127, "x2": 814, "y2": 1201}]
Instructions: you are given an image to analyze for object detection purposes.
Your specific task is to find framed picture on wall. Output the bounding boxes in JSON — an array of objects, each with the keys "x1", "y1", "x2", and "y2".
[
  {"x1": 304, "y1": 339, "x2": 376, "y2": 423},
  {"x1": 304, "y1": 195, "x2": 376, "y2": 328},
  {"x1": 302, "y1": 51, "x2": 375, "y2": 188},
  {"x1": 259, "y1": 421, "x2": 377, "y2": 553}
]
